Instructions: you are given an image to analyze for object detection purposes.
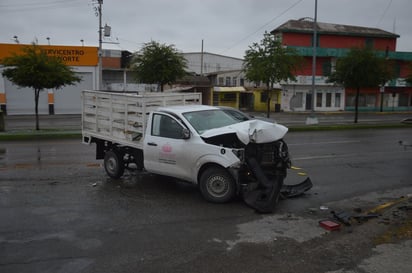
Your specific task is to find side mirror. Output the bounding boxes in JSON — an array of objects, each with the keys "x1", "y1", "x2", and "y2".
[{"x1": 182, "y1": 128, "x2": 190, "y2": 139}]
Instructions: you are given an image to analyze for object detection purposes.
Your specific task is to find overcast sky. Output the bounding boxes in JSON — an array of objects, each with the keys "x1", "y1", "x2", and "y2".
[{"x1": 1, "y1": 0, "x2": 411, "y2": 58}]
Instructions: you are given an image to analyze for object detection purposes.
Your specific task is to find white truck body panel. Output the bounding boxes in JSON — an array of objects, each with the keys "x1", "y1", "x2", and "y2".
[
  {"x1": 81, "y1": 90, "x2": 202, "y2": 149},
  {"x1": 142, "y1": 111, "x2": 241, "y2": 182}
]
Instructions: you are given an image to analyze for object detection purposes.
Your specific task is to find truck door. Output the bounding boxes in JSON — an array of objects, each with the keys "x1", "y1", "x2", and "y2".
[{"x1": 143, "y1": 112, "x2": 193, "y2": 181}]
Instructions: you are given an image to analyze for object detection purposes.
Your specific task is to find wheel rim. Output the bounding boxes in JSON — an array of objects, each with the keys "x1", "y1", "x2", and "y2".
[
  {"x1": 106, "y1": 156, "x2": 118, "y2": 175},
  {"x1": 206, "y1": 175, "x2": 229, "y2": 198}
]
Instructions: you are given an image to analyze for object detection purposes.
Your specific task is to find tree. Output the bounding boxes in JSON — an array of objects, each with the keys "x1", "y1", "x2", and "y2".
[
  {"x1": 406, "y1": 62, "x2": 412, "y2": 86},
  {"x1": 328, "y1": 47, "x2": 393, "y2": 123},
  {"x1": 244, "y1": 32, "x2": 302, "y2": 117},
  {"x1": 1, "y1": 43, "x2": 81, "y2": 130},
  {"x1": 131, "y1": 41, "x2": 187, "y2": 91}
]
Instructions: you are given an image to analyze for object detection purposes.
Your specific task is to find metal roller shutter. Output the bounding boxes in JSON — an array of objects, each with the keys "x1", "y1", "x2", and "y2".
[
  {"x1": 54, "y1": 72, "x2": 93, "y2": 114},
  {"x1": 5, "y1": 80, "x2": 48, "y2": 115}
]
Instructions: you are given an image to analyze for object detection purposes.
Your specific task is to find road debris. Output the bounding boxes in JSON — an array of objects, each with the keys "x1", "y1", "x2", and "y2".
[{"x1": 319, "y1": 220, "x2": 341, "y2": 231}]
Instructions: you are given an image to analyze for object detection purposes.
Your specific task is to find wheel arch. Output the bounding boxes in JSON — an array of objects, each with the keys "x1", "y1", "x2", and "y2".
[
  {"x1": 197, "y1": 162, "x2": 239, "y2": 189},
  {"x1": 197, "y1": 162, "x2": 225, "y2": 185}
]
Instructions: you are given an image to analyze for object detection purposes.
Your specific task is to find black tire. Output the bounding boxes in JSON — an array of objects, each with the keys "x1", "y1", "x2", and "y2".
[
  {"x1": 199, "y1": 166, "x2": 236, "y2": 203},
  {"x1": 104, "y1": 150, "x2": 125, "y2": 179}
]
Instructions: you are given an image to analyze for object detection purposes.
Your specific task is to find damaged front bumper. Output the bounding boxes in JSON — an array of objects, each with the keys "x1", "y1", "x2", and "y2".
[{"x1": 240, "y1": 140, "x2": 313, "y2": 213}]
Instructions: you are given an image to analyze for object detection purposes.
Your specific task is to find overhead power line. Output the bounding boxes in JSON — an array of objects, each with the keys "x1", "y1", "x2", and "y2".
[
  {"x1": 220, "y1": 0, "x2": 304, "y2": 55},
  {"x1": 0, "y1": 0, "x2": 85, "y2": 12},
  {"x1": 376, "y1": 0, "x2": 393, "y2": 27}
]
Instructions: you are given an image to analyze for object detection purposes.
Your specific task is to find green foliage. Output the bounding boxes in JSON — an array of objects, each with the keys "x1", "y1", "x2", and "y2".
[
  {"x1": 1, "y1": 43, "x2": 81, "y2": 130},
  {"x1": 131, "y1": 41, "x2": 187, "y2": 91},
  {"x1": 328, "y1": 47, "x2": 393, "y2": 89},
  {"x1": 2, "y1": 43, "x2": 81, "y2": 91},
  {"x1": 243, "y1": 32, "x2": 302, "y2": 88},
  {"x1": 243, "y1": 32, "x2": 302, "y2": 117},
  {"x1": 406, "y1": 62, "x2": 412, "y2": 86},
  {"x1": 328, "y1": 47, "x2": 394, "y2": 123}
]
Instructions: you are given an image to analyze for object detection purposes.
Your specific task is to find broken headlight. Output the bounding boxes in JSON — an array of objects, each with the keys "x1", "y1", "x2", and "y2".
[{"x1": 232, "y1": 148, "x2": 245, "y2": 161}]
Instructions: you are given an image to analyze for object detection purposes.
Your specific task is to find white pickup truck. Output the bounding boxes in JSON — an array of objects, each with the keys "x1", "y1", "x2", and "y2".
[{"x1": 82, "y1": 90, "x2": 311, "y2": 213}]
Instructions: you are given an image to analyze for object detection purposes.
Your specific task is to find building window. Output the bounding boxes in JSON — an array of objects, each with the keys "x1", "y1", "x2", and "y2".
[
  {"x1": 213, "y1": 92, "x2": 219, "y2": 106},
  {"x1": 365, "y1": 38, "x2": 374, "y2": 48},
  {"x1": 274, "y1": 33, "x2": 282, "y2": 42},
  {"x1": 225, "y1": 77, "x2": 231, "y2": 86},
  {"x1": 218, "y1": 77, "x2": 224, "y2": 86},
  {"x1": 220, "y1": 93, "x2": 236, "y2": 102},
  {"x1": 240, "y1": 78, "x2": 245, "y2": 86},
  {"x1": 331, "y1": 58, "x2": 337, "y2": 73},
  {"x1": 290, "y1": 92, "x2": 303, "y2": 109},
  {"x1": 399, "y1": 93, "x2": 409, "y2": 106},
  {"x1": 347, "y1": 94, "x2": 376, "y2": 107},
  {"x1": 311, "y1": 35, "x2": 320, "y2": 47},
  {"x1": 322, "y1": 61, "x2": 332, "y2": 76},
  {"x1": 335, "y1": 93, "x2": 341, "y2": 107},
  {"x1": 326, "y1": 93, "x2": 332, "y2": 107},
  {"x1": 393, "y1": 62, "x2": 401, "y2": 77},
  {"x1": 232, "y1": 77, "x2": 237, "y2": 86},
  {"x1": 366, "y1": 95, "x2": 376, "y2": 106},
  {"x1": 316, "y1": 92, "x2": 322, "y2": 107},
  {"x1": 261, "y1": 92, "x2": 268, "y2": 103}
]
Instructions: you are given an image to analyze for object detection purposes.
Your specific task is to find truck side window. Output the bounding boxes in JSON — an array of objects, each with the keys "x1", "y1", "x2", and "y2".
[{"x1": 152, "y1": 114, "x2": 184, "y2": 139}]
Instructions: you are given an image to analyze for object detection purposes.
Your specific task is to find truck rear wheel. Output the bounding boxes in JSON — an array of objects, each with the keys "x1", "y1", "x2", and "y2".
[
  {"x1": 104, "y1": 150, "x2": 125, "y2": 179},
  {"x1": 199, "y1": 166, "x2": 236, "y2": 203}
]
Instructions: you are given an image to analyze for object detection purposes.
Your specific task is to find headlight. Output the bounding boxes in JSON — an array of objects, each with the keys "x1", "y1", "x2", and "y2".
[{"x1": 232, "y1": 149, "x2": 244, "y2": 161}]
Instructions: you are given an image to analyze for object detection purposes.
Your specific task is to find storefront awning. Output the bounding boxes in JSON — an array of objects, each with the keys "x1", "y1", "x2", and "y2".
[{"x1": 213, "y1": 87, "x2": 247, "y2": 92}]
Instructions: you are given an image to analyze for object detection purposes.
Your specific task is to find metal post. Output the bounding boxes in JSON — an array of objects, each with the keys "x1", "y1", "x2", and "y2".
[
  {"x1": 200, "y1": 39, "x2": 204, "y2": 76},
  {"x1": 98, "y1": 0, "x2": 103, "y2": 90},
  {"x1": 312, "y1": 0, "x2": 317, "y2": 113},
  {"x1": 306, "y1": 0, "x2": 319, "y2": 124}
]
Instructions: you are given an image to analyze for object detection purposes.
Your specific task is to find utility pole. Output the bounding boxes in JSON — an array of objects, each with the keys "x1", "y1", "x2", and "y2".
[
  {"x1": 306, "y1": 0, "x2": 319, "y2": 124},
  {"x1": 97, "y1": 0, "x2": 103, "y2": 90},
  {"x1": 200, "y1": 39, "x2": 204, "y2": 76}
]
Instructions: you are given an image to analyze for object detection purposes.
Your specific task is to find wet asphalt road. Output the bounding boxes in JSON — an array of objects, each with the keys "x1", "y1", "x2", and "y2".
[{"x1": 0, "y1": 128, "x2": 412, "y2": 273}]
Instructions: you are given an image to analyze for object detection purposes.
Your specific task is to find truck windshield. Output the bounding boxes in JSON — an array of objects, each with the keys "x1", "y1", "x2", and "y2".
[{"x1": 183, "y1": 109, "x2": 243, "y2": 134}]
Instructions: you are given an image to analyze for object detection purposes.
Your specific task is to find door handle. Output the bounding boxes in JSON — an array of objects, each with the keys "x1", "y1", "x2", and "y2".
[{"x1": 147, "y1": 142, "x2": 157, "y2": 146}]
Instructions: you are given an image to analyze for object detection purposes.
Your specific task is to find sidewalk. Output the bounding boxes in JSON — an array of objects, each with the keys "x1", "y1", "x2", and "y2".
[
  {"x1": 1, "y1": 111, "x2": 411, "y2": 133},
  {"x1": 250, "y1": 111, "x2": 412, "y2": 126}
]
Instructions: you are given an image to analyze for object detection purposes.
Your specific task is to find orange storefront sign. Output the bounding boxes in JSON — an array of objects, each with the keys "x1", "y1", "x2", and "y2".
[{"x1": 0, "y1": 43, "x2": 98, "y2": 66}]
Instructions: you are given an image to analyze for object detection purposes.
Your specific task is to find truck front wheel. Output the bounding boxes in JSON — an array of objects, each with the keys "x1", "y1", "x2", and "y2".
[
  {"x1": 199, "y1": 166, "x2": 236, "y2": 203},
  {"x1": 104, "y1": 150, "x2": 125, "y2": 179}
]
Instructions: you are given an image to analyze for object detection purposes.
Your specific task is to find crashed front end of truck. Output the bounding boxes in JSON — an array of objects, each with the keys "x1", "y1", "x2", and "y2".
[{"x1": 201, "y1": 120, "x2": 312, "y2": 213}]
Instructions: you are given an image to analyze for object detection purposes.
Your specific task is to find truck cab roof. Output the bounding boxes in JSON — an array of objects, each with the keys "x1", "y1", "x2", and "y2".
[{"x1": 157, "y1": 105, "x2": 219, "y2": 115}]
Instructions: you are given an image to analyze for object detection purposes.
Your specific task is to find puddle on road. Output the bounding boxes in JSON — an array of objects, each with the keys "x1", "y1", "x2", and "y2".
[{"x1": 224, "y1": 214, "x2": 325, "y2": 251}]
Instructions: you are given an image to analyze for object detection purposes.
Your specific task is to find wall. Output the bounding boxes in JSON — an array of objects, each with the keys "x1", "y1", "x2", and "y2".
[
  {"x1": 253, "y1": 89, "x2": 281, "y2": 112},
  {"x1": 282, "y1": 33, "x2": 397, "y2": 51},
  {"x1": 183, "y1": 52, "x2": 244, "y2": 75},
  {"x1": 0, "y1": 43, "x2": 98, "y2": 115}
]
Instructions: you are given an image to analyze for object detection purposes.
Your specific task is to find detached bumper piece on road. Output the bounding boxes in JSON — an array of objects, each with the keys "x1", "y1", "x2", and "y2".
[{"x1": 243, "y1": 157, "x2": 313, "y2": 213}]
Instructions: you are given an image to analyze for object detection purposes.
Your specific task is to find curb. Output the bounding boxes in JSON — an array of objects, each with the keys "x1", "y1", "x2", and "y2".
[{"x1": 1, "y1": 123, "x2": 411, "y2": 141}]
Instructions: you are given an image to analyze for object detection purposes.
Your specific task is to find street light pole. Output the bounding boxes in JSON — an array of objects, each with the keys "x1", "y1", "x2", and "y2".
[
  {"x1": 312, "y1": 0, "x2": 318, "y2": 114},
  {"x1": 306, "y1": 0, "x2": 319, "y2": 124},
  {"x1": 98, "y1": 0, "x2": 103, "y2": 90}
]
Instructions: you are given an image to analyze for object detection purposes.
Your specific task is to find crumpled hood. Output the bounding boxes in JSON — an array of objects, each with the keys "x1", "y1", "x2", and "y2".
[{"x1": 200, "y1": 120, "x2": 288, "y2": 145}]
